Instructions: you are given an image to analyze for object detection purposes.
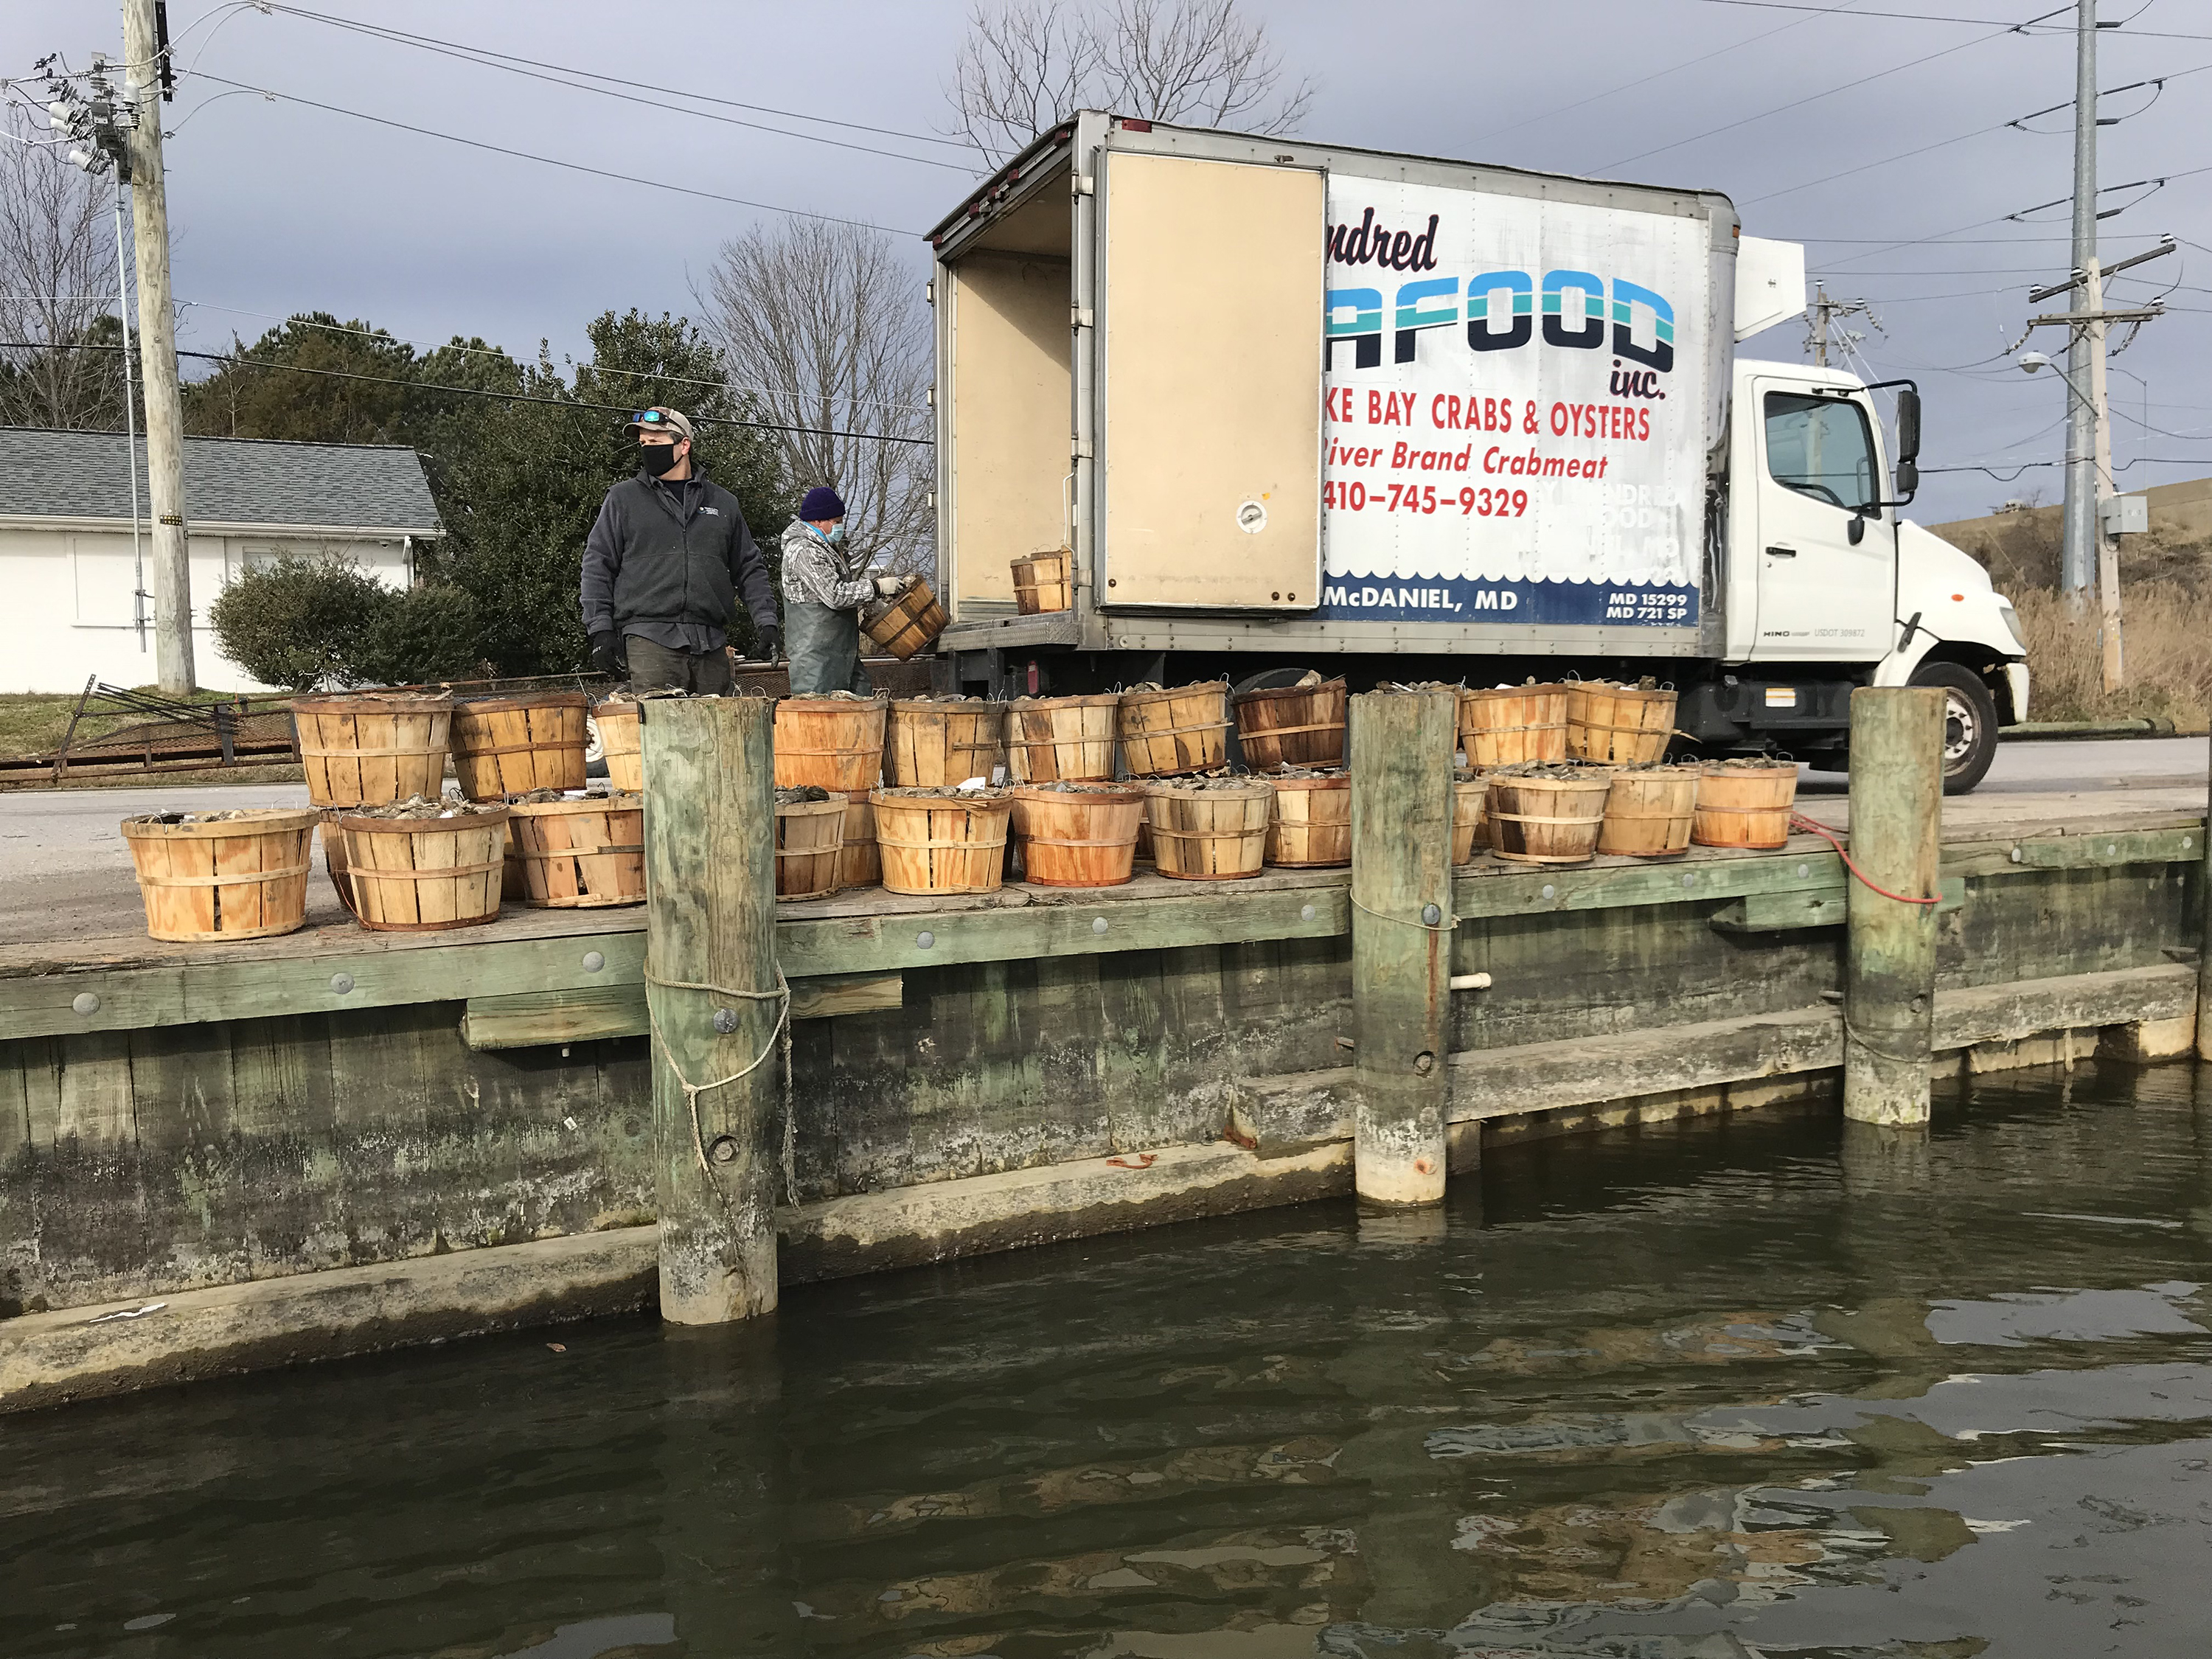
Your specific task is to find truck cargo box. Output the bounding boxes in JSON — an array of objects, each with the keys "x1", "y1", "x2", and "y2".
[{"x1": 928, "y1": 111, "x2": 1739, "y2": 663}]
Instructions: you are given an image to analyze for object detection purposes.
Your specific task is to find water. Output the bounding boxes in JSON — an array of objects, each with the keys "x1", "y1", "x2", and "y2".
[{"x1": 6, "y1": 1062, "x2": 2212, "y2": 1659}]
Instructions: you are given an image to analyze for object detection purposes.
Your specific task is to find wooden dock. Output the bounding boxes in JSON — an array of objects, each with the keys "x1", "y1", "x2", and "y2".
[{"x1": 2, "y1": 753, "x2": 2205, "y2": 1411}]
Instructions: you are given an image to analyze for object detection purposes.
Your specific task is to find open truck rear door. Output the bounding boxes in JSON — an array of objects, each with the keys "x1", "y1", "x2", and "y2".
[{"x1": 1098, "y1": 150, "x2": 1324, "y2": 610}]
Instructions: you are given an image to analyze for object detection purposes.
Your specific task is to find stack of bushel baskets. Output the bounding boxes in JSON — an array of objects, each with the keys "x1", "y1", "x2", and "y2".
[{"x1": 1448, "y1": 677, "x2": 1800, "y2": 868}]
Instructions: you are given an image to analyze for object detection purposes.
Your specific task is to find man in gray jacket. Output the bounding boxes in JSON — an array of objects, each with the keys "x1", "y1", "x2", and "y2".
[{"x1": 579, "y1": 407, "x2": 778, "y2": 692}]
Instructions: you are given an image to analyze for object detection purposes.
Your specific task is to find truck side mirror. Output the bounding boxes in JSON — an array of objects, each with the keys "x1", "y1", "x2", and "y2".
[
  {"x1": 1894, "y1": 456, "x2": 1919, "y2": 498},
  {"x1": 1896, "y1": 386, "x2": 1921, "y2": 463}
]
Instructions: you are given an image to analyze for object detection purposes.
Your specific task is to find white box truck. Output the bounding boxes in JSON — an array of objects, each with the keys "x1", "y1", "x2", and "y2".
[{"x1": 926, "y1": 111, "x2": 2028, "y2": 790}]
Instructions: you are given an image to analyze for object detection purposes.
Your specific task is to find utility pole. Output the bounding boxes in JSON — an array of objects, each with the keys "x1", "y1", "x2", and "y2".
[
  {"x1": 2058, "y1": 0, "x2": 2100, "y2": 610},
  {"x1": 111, "y1": 184, "x2": 146, "y2": 655},
  {"x1": 1805, "y1": 281, "x2": 1878, "y2": 371},
  {"x1": 2085, "y1": 257, "x2": 2124, "y2": 688},
  {"x1": 119, "y1": 0, "x2": 193, "y2": 692}
]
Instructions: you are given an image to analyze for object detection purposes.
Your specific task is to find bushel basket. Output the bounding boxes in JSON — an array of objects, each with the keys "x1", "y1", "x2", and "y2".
[
  {"x1": 122, "y1": 808, "x2": 318, "y2": 943},
  {"x1": 1486, "y1": 770, "x2": 1613, "y2": 866},
  {"x1": 775, "y1": 697, "x2": 888, "y2": 791},
  {"x1": 872, "y1": 788, "x2": 1013, "y2": 895},
  {"x1": 293, "y1": 692, "x2": 451, "y2": 808},
  {"x1": 1144, "y1": 780, "x2": 1272, "y2": 881},
  {"x1": 1119, "y1": 681, "x2": 1231, "y2": 778},
  {"x1": 1234, "y1": 677, "x2": 1347, "y2": 771},
  {"x1": 450, "y1": 692, "x2": 590, "y2": 799},
  {"x1": 860, "y1": 577, "x2": 947, "y2": 661},
  {"x1": 1010, "y1": 784, "x2": 1146, "y2": 888},
  {"x1": 338, "y1": 809, "x2": 510, "y2": 931},
  {"x1": 507, "y1": 794, "x2": 645, "y2": 908}
]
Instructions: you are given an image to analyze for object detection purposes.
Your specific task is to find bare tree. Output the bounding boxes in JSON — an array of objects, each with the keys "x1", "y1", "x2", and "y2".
[
  {"x1": 697, "y1": 220, "x2": 934, "y2": 576},
  {"x1": 0, "y1": 108, "x2": 128, "y2": 430},
  {"x1": 946, "y1": 0, "x2": 1315, "y2": 164}
]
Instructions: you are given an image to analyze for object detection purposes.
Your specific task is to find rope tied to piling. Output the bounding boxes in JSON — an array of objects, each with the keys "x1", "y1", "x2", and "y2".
[
  {"x1": 643, "y1": 967, "x2": 792, "y2": 1186},
  {"x1": 1349, "y1": 894, "x2": 1458, "y2": 932},
  {"x1": 1788, "y1": 813, "x2": 1941, "y2": 908}
]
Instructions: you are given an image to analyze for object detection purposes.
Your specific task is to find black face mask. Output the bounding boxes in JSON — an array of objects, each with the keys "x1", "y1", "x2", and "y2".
[{"x1": 640, "y1": 443, "x2": 681, "y2": 477}]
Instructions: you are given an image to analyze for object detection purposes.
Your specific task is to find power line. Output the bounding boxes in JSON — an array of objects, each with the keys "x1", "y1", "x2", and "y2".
[
  {"x1": 1595, "y1": 5, "x2": 2065, "y2": 172},
  {"x1": 0, "y1": 340, "x2": 935, "y2": 446},
  {"x1": 246, "y1": 4, "x2": 982, "y2": 175},
  {"x1": 254, "y1": 4, "x2": 987, "y2": 157},
  {"x1": 1462, "y1": 0, "x2": 1837, "y2": 147},
  {"x1": 188, "y1": 73, "x2": 921, "y2": 236},
  {"x1": 1697, "y1": 0, "x2": 2212, "y2": 33}
]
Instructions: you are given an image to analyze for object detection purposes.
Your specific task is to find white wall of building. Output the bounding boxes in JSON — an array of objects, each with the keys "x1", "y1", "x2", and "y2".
[{"x1": 3, "y1": 524, "x2": 414, "y2": 694}]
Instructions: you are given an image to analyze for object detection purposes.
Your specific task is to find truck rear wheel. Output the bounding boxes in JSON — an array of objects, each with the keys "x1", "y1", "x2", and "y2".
[{"x1": 1907, "y1": 661, "x2": 1999, "y2": 795}]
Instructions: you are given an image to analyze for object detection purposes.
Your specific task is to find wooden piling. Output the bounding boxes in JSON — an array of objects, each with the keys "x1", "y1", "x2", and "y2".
[
  {"x1": 1843, "y1": 686, "x2": 1944, "y2": 1127},
  {"x1": 1350, "y1": 687, "x2": 1457, "y2": 1205},
  {"x1": 641, "y1": 695, "x2": 782, "y2": 1324}
]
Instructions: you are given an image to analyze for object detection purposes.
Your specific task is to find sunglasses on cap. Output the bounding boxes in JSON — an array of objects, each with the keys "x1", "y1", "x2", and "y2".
[{"x1": 632, "y1": 411, "x2": 680, "y2": 429}]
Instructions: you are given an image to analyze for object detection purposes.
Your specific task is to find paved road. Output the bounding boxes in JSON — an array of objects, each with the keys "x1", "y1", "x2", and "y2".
[
  {"x1": 1800, "y1": 734, "x2": 2208, "y2": 796},
  {"x1": 1, "y1": 740, "x2": 2204, "y2": 949}
]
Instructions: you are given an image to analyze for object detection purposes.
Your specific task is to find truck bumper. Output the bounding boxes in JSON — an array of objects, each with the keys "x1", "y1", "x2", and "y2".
[{"x1": 2003, "y1": 661, "x2": 2030, "y2": 726}]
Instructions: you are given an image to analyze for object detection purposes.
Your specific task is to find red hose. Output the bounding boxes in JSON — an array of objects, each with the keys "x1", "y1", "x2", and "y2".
[{"x1": 1788, "y1": 813, "x2": 1941, "y2": 906}]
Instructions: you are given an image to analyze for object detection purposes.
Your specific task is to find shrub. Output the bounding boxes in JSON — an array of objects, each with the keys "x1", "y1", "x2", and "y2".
[
  {"x1": 350, "y1": 584, "x2": 488, "y2": 686},
  {"x1": 209, "y1": 555, "x2": 490, "y2": 689},
  {"x1": 209, "y1": 554, "x2": 392, "y2": 690}
]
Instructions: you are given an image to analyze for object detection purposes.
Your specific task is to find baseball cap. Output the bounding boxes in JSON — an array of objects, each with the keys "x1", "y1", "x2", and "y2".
[{"x1": 626, "y1": 406, "x2": 695, "y2": 443}]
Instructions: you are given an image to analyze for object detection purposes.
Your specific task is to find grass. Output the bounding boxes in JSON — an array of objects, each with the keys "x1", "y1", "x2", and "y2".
[{"x1": 2012, "y1": 580, "x2": 2212, "y2": 728}]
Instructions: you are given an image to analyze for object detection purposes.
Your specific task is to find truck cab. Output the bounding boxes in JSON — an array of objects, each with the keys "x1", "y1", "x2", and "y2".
[{"x1": 1694, "y1": 357, "x2": 2028, "y2": 788}]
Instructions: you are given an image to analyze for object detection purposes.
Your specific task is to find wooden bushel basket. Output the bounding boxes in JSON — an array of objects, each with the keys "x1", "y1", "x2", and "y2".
[
  {"x1": 1005, "y1": 693, "x2": 1118, "y2": 783},
  {"x1": 1694, "y1": 762, "x2": 1800, "y2": 850},
  {"x1": 293, "y1": 692, "x2": 451, "y2": 808},
  {"x1": 884, "y1": 698, "x2": 1001, "y2": 787},
  {"x1": 122, "y1": 808, "x2": 317, "y2": 943},
  {"x1": 1451, "y1": 774, "x2": 1489, "y2": 866},
  {"x1": 860, "y1": 576, "x2": 947, "y2": 661},
  {"x1": 1597, "y1": 767, "x2": 1701, "y2": 859},
  {"x1": 509, "y1": 794, "x2": 645, "y2": 908},
  {"x1": 1568, "y1": 682, "x2": 1679, "y2": 766},
  {"x1": 775, "y1": 696, "x2": 888, "y2": 791},
  {"x1": 1458, "y1": 684, "x2": 1569, "y2": 768},
  {"x1": 1145, "y1": 781, "x2": 1272, "y2": 881},
  {"x1": 872, "y1": 789, "x2": 1013, "y2": 895},
  {"x1": 1486, "y1": 771, "x2": 1613, "y2": 866},
  {"x1": 1234, "y1": 678, "x2": 1348, "y2": 771},
  {"x1": 775, "y1": 796, "x2": 846, "y2": 901},
  {"x1": 1011, "y1": 548, "x2": 1071, "y2": 615},
  {"x1": 594, "y1": 698, "x2": 642, "y2": 792},
  {"x1": 1119, "y1": 681, "x2": 1231, "y2": 778},
  {"x1": 837, "y1": 789, "x2": 880, "y2": 889},
  {"x1": 451, "y1": 693, "x2": 590, "y2": 799},
  {"x1": 1262, "y1": 773, "x2": 1350, "y2": 869},
  {"x1": 1010, "y1": 784, "x2": 1146, "y2": 887},
  {"x1": 338, "y1": 809, "x2": 509, "y2": 931}
]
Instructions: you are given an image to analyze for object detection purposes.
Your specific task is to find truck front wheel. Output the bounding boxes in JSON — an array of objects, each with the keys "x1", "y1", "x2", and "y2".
[{"x1": 1907, "y1": 661, "x2": 2000, "y2": 794}]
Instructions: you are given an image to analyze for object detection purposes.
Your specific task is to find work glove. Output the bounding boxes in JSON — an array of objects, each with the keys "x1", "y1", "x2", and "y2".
[
  {"x1": 588, "y1": 630, "x2": 624, "y2": 678},
  {"x1": 872, "y1": 574, "x2": 904, "y2": 597},
  {"x1": 756, "y1": 625, "x2": 782, "y2": 662}
]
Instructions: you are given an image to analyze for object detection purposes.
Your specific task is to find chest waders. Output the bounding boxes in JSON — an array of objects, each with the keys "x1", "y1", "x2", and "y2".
[{"x1": 784, "y1": 598, "x2": 871, "y2": 697}]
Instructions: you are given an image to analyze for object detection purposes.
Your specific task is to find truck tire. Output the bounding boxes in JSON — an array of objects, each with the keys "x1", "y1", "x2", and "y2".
[{"x1": 1908, "y1": 661, "x2": 1999, "y2": 795}]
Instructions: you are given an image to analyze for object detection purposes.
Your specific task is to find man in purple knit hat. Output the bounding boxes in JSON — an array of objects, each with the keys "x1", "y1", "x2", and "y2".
[{"x1": 779, "y1": 484, "x2": 899, "y2": 697}]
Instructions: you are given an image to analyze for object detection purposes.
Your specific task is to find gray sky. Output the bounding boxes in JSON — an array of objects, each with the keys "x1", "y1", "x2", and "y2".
[{"x1": 6, "y1": 0, "x2": 2208, "y2": 522}]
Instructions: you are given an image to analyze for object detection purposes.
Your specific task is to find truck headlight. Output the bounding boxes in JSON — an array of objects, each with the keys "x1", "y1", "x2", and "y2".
[{"x1": 1997, "y1": 601, "x2": 2024, "y2": 651}]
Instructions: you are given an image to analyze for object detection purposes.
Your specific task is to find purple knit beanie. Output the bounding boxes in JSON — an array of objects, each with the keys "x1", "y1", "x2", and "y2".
[{"x1": 799, "y1": 486, "x2": 846, "y2": 521}]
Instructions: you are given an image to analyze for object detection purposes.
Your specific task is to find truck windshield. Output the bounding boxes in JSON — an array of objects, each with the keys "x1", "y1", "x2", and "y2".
[{"x1": 1764, "y1": 392, "x2": 1876, "y2": 510}]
